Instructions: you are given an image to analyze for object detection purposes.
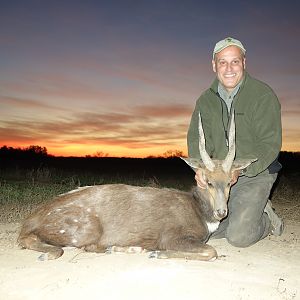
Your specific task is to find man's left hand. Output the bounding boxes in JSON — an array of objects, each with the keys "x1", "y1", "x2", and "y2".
[{"x1": 230, "y1": 170, "x2": 240, "y2": 186}]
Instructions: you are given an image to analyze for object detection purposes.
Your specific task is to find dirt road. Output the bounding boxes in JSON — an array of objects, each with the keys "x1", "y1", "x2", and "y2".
[{"x1": 0, "y1": 221, "x2": 299, "y2": 300}]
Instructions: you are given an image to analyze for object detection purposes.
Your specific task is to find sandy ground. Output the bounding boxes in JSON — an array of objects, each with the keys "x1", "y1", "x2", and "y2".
[{"x1": 0, "y1": 221, "x2": 299, "y2": 300}]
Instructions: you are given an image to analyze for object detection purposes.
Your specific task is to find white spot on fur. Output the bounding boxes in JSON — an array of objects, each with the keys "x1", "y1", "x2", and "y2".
[
  {"x1": 86, "y1": 208, "x2": 91, "y2": 212},
  {"x1": 72, "y1": 239, "x2": 78, "y2": 244},
  {"x1": 73, "y1": 219, "x2": 78, "y2": 223},
  {"x1": 59, "y1": 230, "x2": 65, "y2": 234},
  {"x1": 206, "y1": 222, "x2": 220, "y2": 233},
  {"x1": 59, "y1": 186, "x2": 92, "y2": 196}
]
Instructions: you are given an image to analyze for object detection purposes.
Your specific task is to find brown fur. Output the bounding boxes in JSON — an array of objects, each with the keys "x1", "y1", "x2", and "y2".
[
  {"x1": 18, "y1": 183, "x2": 221, "y2": 261},
  {"x1": 18, "y1": 105, "x2": 257, "y2": 261}
]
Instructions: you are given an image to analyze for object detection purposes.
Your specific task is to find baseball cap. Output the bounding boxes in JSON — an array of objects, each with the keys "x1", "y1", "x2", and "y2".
[{"x1": 213, "y1": 37, "x2": 246, "y2": 59}]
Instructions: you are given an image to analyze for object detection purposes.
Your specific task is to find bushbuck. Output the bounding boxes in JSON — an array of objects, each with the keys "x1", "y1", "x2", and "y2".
[{"x1": 18, "y1": 111, "x2": 255, "y2": 261}]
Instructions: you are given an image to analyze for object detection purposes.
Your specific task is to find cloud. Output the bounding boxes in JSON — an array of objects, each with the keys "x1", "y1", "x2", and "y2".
[
  {"x1": 1, "y1": 74, "x2": 117, "y2": 106},
  {"x1": 0, "y1": 103, "x2": 192, "y2": 156},
  {"x1": 0, "y1": 95, "x2": 64, "y2": 110},
  {"x1": 283, "y1": 110, "x2": 300, "y2": 116},
  {"x1": 283, "y1": 128, "x2": 300, "y2": 152},
  {"x1": 134, "y1": 104, "x2": 192, "y2": 118}
]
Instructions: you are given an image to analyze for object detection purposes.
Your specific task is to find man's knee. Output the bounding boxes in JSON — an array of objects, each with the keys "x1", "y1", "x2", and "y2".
[
  {"x1": 226, "y1": 232, "x2": 255, "y2": 248},
  {"x1": 225, "y1": 221, "x2": 261, "y2": 248},
  {"x1": 224, "y1": 207, "x2": 271, "y2": 247}
]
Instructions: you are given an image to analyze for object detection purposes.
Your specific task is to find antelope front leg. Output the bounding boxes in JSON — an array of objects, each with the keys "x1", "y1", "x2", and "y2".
[{"x1": 149, "y1": 237, "x2": 218, "y2": 261}]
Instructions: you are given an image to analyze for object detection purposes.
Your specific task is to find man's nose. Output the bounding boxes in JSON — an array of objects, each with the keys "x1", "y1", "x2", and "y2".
[{"x1": 226, "y1": 63, "x2": 232, "y2": 71}]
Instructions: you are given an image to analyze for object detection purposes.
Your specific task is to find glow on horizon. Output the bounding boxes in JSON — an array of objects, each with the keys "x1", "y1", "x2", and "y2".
[
  {"x1": 2, "y1": 141, "x2": 298, "y2": 158},
  {"x1": 2, "y1": 124, "x2": 299, "y2": 158}
]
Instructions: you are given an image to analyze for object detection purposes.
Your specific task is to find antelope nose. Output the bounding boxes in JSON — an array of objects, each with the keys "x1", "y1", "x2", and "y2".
[{"x1": 216, "y1": 209, "x2": 227, "y2": 219}]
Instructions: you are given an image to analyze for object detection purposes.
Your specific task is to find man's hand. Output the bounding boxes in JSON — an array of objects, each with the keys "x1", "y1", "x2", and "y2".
[
  {"x1": 195, "y1": 169, "x2": 207, "y2": 189},
  {"x1": 230, "y1": 170, "x2": 240, "y2": 186}
]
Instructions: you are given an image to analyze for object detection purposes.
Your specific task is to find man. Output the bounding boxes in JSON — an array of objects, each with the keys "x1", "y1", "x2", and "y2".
[{"x1": 187, "y1": 37, "x2": 283, "y2": 247}]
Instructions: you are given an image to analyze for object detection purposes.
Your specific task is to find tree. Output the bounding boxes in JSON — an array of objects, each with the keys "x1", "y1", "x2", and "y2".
[
  {"x1": 162, "y1": 149, "x2": 184, "y2": 158},
  {"x1": 25, "y1": 145, "x2": 48, "y2": 157},
  {"x1": 87, "y1": 151, "x2": 110, "y2": 158}
]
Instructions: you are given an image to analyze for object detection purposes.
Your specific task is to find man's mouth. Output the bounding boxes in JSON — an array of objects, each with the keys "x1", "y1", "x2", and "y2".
[{"x1": 224, "y1": 73, "x2": 236, "y2": 78}]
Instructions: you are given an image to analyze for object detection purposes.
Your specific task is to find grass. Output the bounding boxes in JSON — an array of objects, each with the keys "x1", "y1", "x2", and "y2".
[
  {"x1": 0, "y1": 165, "x2": 193, "y2": 222},
  {"x1": 0, "y1": 180, "x2": 77, "y2": 222},
  {"x1": 271, "y1": 172, "x2": 300, "y2": 222}
]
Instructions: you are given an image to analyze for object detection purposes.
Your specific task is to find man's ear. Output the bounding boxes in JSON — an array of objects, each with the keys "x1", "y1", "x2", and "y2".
[
  {"x1": 212, "y1": 59, "x2": 216, "y2": 73},
  {"x1": 180, "y1": 157, "x2": 207, "y2": 173}
]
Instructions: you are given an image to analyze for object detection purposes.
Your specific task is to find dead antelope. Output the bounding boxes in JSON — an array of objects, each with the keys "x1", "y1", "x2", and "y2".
[{"x1": 18, "y1": 111, "x2": 255, "y2": 261}]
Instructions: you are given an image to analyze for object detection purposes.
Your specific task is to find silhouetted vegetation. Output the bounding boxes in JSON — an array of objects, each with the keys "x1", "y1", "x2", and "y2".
[
  {"x1": 0, "y1": 145, "x2": 195, "y2": 190},
  {"x1": 1, "y1": 145, "x2": 299, "y2": 176},
  {"x1": 0, "y1": 145, "x2": 49, "y2": 168}
]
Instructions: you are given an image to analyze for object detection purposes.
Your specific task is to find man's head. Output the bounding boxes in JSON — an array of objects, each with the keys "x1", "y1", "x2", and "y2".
[{"x1": 212, "y1": 37, "x2": 246, "y2": 93}]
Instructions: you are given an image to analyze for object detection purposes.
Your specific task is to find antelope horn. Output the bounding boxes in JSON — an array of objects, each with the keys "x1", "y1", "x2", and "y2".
[
  {"x1": 222, "y1": 110, "x2": 236, "y2": 173},
  {"x1": 198, "y1": 112, "x2": 215, "y2": 171}
]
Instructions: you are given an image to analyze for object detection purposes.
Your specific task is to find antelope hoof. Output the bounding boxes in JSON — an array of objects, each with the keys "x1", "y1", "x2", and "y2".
[
  {"x1": 208, "y1": 255, "x2": 217, "y2": 262},
  {"x1": 105, "y1": 246, "x2": 113, "y2": 254},
  {"x1": 148, "y1": 251, "x2": 168, "y2": 259},
  {"x1": 38, "y1": 253, "x2": 48, "y2": 261},
  {"x1": 38, "y1": 252, "x2": 61, "y2": 261},
  {"x1": 38, "y1": 249, "x2": 64, "y2": 261},
  {"x1": 148, "y1": 251, "x2": 159, "y2": 259}
]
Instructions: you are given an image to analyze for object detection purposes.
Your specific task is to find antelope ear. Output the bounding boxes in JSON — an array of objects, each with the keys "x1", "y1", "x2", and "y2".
[
  {"x1": 232, "y1": 158, "x2": 257, "y2": 172},
  {"x1": 180, "y1": 157, "x2": 208, "y2": 172}
]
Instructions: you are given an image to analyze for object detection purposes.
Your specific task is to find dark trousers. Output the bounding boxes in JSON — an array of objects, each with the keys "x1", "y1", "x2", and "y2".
[{"x1": 210, "y1": 170, "x2": 277, "y2": 247}]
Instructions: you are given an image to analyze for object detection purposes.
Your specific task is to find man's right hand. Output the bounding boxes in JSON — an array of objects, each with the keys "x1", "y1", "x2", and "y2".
[{"x1": 195, "y1": 169, "x2": 207, "y2": 189}]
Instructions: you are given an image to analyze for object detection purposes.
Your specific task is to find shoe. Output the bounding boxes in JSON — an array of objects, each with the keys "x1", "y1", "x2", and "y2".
[{"x1": 264, "y1": 200, "x2": 284, "y2": 236}]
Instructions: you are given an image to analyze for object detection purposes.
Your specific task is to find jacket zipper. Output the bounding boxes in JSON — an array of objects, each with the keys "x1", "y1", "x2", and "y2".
[{"x1": 209, "y1": 88, "x2": 230, "y2": 147}]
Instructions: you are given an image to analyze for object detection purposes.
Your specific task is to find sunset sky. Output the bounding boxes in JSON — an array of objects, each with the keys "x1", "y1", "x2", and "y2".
[{"x1": 1, "y1": 0, "x2": 299, "y2": 157}]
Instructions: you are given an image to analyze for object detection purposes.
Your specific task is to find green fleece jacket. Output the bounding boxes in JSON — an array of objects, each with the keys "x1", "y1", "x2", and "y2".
[{"x1": 187, "y1": 72, "x2": 282, "y2": 177}]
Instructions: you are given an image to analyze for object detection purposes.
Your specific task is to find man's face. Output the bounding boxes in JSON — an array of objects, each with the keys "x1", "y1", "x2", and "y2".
[{"x1": 212, "y1": 46, "x2": 246, "y2": 93}]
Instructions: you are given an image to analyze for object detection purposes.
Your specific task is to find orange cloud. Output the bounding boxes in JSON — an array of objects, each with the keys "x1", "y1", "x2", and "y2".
[
  {"x1": 1, "y1": 96, "x2": 299, "y2": 156},
  {"x1": 0, "y1": 103, "x2": 192, "y2": 157},
  {"x1": 134, "y1": 104, "x2": 192, "y2": 117}
]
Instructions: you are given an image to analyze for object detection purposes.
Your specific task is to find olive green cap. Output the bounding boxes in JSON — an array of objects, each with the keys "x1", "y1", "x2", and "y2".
[{"x1": 213, "y1": 37, "x2": 246, "y2": 59}]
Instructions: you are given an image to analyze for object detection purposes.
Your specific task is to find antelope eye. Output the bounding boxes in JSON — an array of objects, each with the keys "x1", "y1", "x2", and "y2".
[{"x1": 207, "y1": 181, "x2": 213, "y2": 186}]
